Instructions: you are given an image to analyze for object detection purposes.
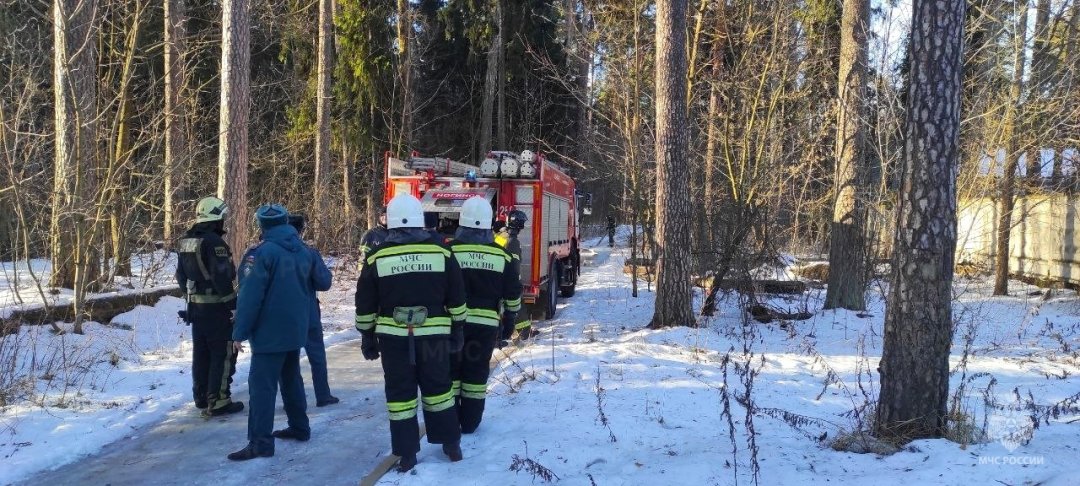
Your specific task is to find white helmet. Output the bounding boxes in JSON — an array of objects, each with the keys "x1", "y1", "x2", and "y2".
[
  {"x1": 386, "y1": 194, "x2": 424, "y2": 229},
  {"x1": 520, "y1": 150, "x2": 536, "y2": 162},
  {"x1": 459, "y1": 196, "x2": 493, "y2": 229}
]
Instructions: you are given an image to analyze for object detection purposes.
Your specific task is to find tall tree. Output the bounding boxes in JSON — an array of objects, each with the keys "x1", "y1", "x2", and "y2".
[
  {"x1": 217, "y1": 0, "x2": 250, "y2": 259},
  {"x1": 874, "y1": 0, "x2": 965, "y2": 441},
  {"x1": 313, "y1": 0, "x2": 333, "y2": 243},
  {"x1": 824, "y1": 0, "x2": 870, "y2": 310},
  {"x1": 164, "y1": 0, "x2": 188, "y2": 245},
  {"x1": 993, "y1": 0, "x2": 1028, "y2": 296},
  {"x1": 648, "y1": 0, "x2": 695, "y2": 329},
  {"x1": 396, "y1": 0, "x2": 412, "y2": 152},
  {"x1": 479, "y1": 0, "x2": 504, "y2": 154},
  {"x1": 50, "y1": 0, "x2": 100, "y2": 292}
]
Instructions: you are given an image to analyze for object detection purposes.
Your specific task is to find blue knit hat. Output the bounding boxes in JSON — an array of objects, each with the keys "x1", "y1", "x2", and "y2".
[{"x1": 256, "y1": 204, "x2": 289, "y2": 229}]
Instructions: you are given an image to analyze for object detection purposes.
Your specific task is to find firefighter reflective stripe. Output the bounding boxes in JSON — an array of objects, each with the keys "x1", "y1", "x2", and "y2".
[
  {"x1": 503, "y1": 297, "x2": 522, "y2": 312},
  {"x1": 355, "y1": 313, "x2": 376, "y2": 331},
  {"x1": 465, "y1": 308, "x2": 500, "y2": 326},
  {"x1": 375, "y1": 316, "x2": 451, "y2": 336},
  {"x1": 453, "y1": 250, "x2": 507, "y2": 273},
  {"x1": 178, "y1": 238, "x2": 212, "y2": 281},
  {"x1": 494, "y1": 233, "x2": 509, "y2": 248},
  {"x1": 189, "y1": 292, "x2": 236, "y2": 304},
  {"x1": 375, "y1": 253, "x2": 446, "y2": 277},
  {"x1": 515, "y1": 318, "x2": 532, "y2": 330},
  {"x1": 452, "y1": 244, "x2": 511, "y2": 260},
  {"x1": 447, "y1": 304, "x2": 467, "y2": 321},
  {"x1": 387, "y1": 398, "x2": 418, "y2": 420},
  {"x1": 421, "y1": 389, "x2": 455, "y2": 412},
  {"x1": 461, "y1": 382, "x2": 486, "y2": 400},
  {"x1": 367, "y1": 244, "x2": 451, "y2": 265},
  {"x1": 451, "y1": 380, "x2": 461, "y2": 397}
]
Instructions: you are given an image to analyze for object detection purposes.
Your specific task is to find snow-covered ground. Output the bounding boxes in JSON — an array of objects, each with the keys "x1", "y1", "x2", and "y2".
[
  {"x1": 0, "y1": 260, "x2": 361, "y2": 485},
  {"x1": 0, "y1": 251, "x2": 178, "y2": 317},
  {"x1": 3, "y1": 231, "x2": 1080, "y2": 485}
]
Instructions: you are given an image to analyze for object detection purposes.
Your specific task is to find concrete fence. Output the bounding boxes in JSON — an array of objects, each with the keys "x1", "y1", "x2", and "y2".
[{"x1": 957, "y1": 194, "x2": 1080, "y2": 285}]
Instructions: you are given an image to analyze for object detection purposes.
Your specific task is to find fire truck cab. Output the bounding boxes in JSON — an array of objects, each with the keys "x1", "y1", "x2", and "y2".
[{"x1": 384, "y1": 151, "x2": 584, "y2": 320}]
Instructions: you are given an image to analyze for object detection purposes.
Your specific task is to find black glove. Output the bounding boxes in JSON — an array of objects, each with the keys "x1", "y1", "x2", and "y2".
[
  {"x1": 360, "y1": 331, "x2": 380, "y2": 360},
  {"x1": 450, "y1": 322, "x2": 464, "y2": 354},
  {"x1": 500, "y1": 312, "x2": 517, "y2": 341}
]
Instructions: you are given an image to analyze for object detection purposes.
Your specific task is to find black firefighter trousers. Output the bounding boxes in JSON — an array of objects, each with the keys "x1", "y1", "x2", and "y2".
[
  {"x1": 378, "y1": 335, "x2": 460, "y2": 457},
  {"x1": 450, "y1": 325, "x2": 498, "y2": 433},
  {"x1": 191, "y1": 310, "x2": 238, "y2": 411}
]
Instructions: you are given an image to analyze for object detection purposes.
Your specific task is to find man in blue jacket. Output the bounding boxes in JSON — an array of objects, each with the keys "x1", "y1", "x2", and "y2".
[
  {"x1": 228, "y1": 204, "x2": 325, "y2": 461},
  {"x1": 288, "y1": 213, "x2": 338, "y2": 406},
  {"x1": 237, "y1": 214, "x2": 338, "y2": 408}
]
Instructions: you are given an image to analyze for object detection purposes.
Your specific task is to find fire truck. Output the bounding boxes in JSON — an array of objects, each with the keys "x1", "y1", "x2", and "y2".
[{"x1": 383, "y1": 150, "x2": 590, "y2": 320}]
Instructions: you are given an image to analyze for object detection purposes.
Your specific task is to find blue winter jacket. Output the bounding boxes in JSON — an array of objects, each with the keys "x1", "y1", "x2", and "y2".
[
  {"x1": 233, "y1": 224, "x2": 320, "y2": 353},
  {"x1": 308, "y1": 246, "x2": 333, "y2": 330},
  {"x1": 239, "y1": 235, "x2": 332, "y2": 335}
]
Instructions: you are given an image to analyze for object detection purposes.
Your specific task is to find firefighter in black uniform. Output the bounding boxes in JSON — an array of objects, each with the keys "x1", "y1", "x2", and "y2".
[
  {"x1": 358, "y1": 206, "x2": 389, "y2": 270},
  {"x1": 175, "y1": 196, "x2": 245, "y2": 417},
  {"x1": 496, "y1": 209, "x2": 535, "y2": 340},
  {"x1": 449, "y1": 197, "x2": 522, "y2": 433},
  {"x1": 355, "y1": 194, "x2": 468, "y2": 472}
]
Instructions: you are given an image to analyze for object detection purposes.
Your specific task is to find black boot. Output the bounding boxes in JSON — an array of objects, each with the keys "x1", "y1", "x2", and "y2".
[
  {"x1": 271, "y1": 427, "x2": 310, "y2": 441},
  {"x1": 396, "y1": 454, "x2": 418, "y2": 473},
  {"x1": 227, "y1": 444, "x2": 273, "y2": 461},
  {"x1": 316, "y1": 396, "x2": 340, "y2": 407},
  {"x1": 442, "y1": 442, "x2": 463, "y2": 462},
  {"x1": 209, "y1": 401, "x2": 245, "y2": 416}
]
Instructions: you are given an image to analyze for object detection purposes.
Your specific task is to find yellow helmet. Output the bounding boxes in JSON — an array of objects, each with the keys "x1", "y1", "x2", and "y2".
[{"x1": 195, "y1": 196, "x2": 228, "y2": 223}]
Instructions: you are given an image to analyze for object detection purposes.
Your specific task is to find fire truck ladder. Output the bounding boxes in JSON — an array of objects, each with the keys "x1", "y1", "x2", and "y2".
[{"x1": 388, "y1": 156, "x2": 481, "y2": 177}]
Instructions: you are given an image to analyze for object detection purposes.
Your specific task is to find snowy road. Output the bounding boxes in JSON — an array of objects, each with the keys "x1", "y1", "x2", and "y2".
[{"x1": 25, "y1": 339, "x2": 390, "y2": 486}]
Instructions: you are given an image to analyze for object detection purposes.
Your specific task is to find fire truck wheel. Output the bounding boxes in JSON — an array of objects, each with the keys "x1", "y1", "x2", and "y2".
[
  {"x1": 544, "y1": 260, "x2": 559, "y2": 320},
  {"x1": 559, "y1": 259, "x2": 576, "y2": 298}
]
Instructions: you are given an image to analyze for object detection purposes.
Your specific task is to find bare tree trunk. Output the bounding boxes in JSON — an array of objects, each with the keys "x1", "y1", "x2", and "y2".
[
  {"x1": 341, "y1": 143, "x2": 353, "y2": 233},
  {"x1": 824, "y1": 0, "x2": 870, "y2": 311},
  {"x1": 496, "y1": 0, "x2": 508, "y2": 149},
  {"x1": 993, "y1": 0, "x2": 1028, "y2": 296},
  {"x1": 396, "y1": 0, "x2": 412, "y2": 153},
  {"x1": 217, "y1": 0, "x2": 250, "y2": 261},
  {"x1": 313, "y1": 0, "x2": 333, "y2": 244},
  {"x1": 52, "y1": 0, "x2": 100, "y2": 332},
  {"x1": 648, "y1": 0, "x2": 695, "y2": 329},
  {"x1": 107, "y1": 1, "x2": 144, "y2": 279},
  {"x1": 564, "y1": 0, "x2": 590, "y2": 166},
  {"x1": 479, "y1": 0, "x2": 503, "y2": 154},
  {"x1": 874, "y1": 0, "x2": 964, "y2": 442},
  {"x1": 366, "y1": 104, "x2": 382, "y2": 229},
  {"x1": 702, "y1": 3, "x2": 725, "y2": 253},
  {"x1": 51, "y1": 0, "x2": 99, "y2": 289},
  {"x1": 163, "y1": 0, "x2": 187, "y2": 246}
]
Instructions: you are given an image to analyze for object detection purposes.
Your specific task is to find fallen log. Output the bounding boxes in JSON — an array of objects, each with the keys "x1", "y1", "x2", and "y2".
[
  {"x1": 1, "y1": 286, "x2": 182, "y2": 334},
  {"x1": 748, "y1": 304, "x2": 814, "y2": 324},
  {"x1": 716, "y1": 279, "x2": 807, "y2": 295}
]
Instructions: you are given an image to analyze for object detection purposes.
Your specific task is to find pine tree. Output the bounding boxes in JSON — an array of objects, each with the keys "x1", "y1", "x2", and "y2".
[
  {"x1": 875, "y1": 0, "x2": 966, "y2": 441},
  {"x1": 649, "y1": 0, "x2": 695, "y2": 329},
  {"x1": 824, "y1": 0, "x2": 870, "y2": 310}
]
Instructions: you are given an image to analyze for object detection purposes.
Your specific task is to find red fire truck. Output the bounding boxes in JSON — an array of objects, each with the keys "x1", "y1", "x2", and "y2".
[{"x1": 383, "y1": 150, "x2": 589, "y2": 319}]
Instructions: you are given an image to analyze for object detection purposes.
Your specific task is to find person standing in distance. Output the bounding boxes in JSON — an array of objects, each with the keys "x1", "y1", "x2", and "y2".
[
  {"x1": 358, "y1": 206, "x2": 389, "y2": 271},
  {"x1": 355, "y1": 194, "x2": 468, "y2": 472},
  {"x1": 237, "y1": 213, "x2": 337, "y2": 408},
  {"x1": 228, "y1": 204, "x2": 320, "y2": 461},
  {"x1": 449, "y1": 197, "x2": 522, "y2": 433},
  {"x1": 288, "y1": 214, "x2": 338, "y2": 406},
  {"x1": 497, "y1": 210, "x2": 536, "y2": 340},
  {"x1": 175, "y1": 196, "x2": 245, "y2": 417}
]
